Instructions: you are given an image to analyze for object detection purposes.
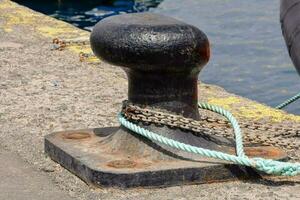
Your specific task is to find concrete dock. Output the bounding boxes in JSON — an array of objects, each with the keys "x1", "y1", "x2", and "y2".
[{"x1": 0, "y1": 0, "x2": 299, "y2": 199}]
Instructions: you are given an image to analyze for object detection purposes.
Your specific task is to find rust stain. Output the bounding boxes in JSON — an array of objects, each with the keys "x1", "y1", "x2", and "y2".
[
  {"x1": 229, "y1": 146, "x2": 287, "y2": 160},
  {"x1": 106, "y1": 159, "x2": 152, "y2": 169},
  {"x1": 107, "y1": 159, "x2": 137, "y2": 169},
  {"x1": 246, "y1": 146, "x2": 286, "y2": 159},
  {"x1": 63, "y1": 132, "x2": 91, "y2": 140}
]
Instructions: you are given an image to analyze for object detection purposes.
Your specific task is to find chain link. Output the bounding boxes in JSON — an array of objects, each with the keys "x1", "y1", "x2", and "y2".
[
  {"x1": 121, "y1": 101, "x2": 299, "y2": 150},
  {"x1": 51, "y1": 38, "x2": 89, "y2": 50},
  {"x1": 51, "y1": 38, "x2": 98, "y2": 62}
]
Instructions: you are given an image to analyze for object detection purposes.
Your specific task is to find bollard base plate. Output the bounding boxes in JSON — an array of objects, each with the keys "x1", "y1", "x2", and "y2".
[{"x1": 45, "y1": 127, "x2": 287, "y2": 188}]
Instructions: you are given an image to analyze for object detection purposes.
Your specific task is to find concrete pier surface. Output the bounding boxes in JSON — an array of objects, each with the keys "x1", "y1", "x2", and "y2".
[
  {"x1": 0, "y1": 0, "x2": 299, "y2": 199},
  {"x1": 0, "y1": 148, "x2": 73, "y2": 200}
]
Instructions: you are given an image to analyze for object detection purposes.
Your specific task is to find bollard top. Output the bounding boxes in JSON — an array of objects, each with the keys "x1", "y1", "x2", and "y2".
[{"x1": 90, "y1": 13, "x2": 210, "y2": 72}]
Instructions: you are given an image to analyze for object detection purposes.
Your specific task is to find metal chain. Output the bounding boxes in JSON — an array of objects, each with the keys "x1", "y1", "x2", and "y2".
[
  {"x1": 121, "y1": 101, "x2": 299, "y2": 150},
  {"x1": 51, "y1": 38, "x2": 89, "y2": 50},
  {"x1": 51, "y1": 38, "x2": 98, "y2": 62}
]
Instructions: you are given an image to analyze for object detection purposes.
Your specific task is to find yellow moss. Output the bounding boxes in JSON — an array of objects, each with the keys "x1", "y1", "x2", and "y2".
[
  {"x1": 0, "y1": 0, "x2": 88, "y2": 38},
  {"x1": 0, "y1": 0, "x2": 97, "y2": 61},
  {"x1": 0, "y1": 5, "x2": 40, "y2": 32},
  {"x1": 207, "y1": 96, "x2": 300, "y2": 123},
  {"x1": 0, "y1": 0, "x2": 13, "y2": 9},
  {"x1": 37, "y1": 26, "x2": 72, "y2": 38},
  {"x1": 207, "y1": 96, "x2": 241, "y2": 110},
  {"x1": 37, "y1": 26, "x2": 88, "y2": 39},
  {"x1": 238, "y1": 104, "x2": 300, "y2": 123},
  {"x1": 68, "y1": 45, "x2": 92, "y2": 54}
]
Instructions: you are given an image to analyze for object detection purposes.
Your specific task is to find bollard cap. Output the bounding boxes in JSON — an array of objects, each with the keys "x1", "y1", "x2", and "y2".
[{"x1": 90, "y1": 13, "x2": 210, "y2": 72}]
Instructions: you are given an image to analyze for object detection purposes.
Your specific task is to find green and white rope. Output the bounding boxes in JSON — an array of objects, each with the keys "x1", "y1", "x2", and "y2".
[
  {"x1": 276, "y1": 91, "x2": 300, "y2": 109},
  {"x1": 198, "y1": 102, "x2": 245, "y2": 158},
  {"x1": 118, "y1": 102, "x2": 300, "y2": 176}
]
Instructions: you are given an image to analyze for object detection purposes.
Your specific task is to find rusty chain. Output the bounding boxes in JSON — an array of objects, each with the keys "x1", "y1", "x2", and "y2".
[
  {"x1": 121, "y1": 101, "x2": 299, "y2": 151},
  {"x1": 51, "y1": 38, "x2": 98, "y2": 62},
  {"x1": 51, "y1": 38, "x2": 90, "y2": 50}
]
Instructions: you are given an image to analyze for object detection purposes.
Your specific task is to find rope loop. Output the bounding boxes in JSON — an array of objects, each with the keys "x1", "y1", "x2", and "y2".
[{"x1": 118, "y1": 101, "x2": 300, "y2": 176}]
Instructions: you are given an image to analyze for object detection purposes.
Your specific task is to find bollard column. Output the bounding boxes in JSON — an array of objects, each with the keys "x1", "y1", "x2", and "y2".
[
  {"x1": 45, "y1": 13, "x2": 287, "y2": 188},
  {"x1": 90, "y1": 13, "x2": 209, "y2": 119},
  {"x1": 90, "y1": 13, "x2": 233, "y2": 160}
]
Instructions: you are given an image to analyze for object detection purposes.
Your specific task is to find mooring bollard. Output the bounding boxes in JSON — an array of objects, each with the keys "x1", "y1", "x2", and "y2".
[
  {"x1": 91, "y1": 13, "x2": 208, "y2": 119},
  {"x1": 90, "y1": 13, "x2": 233, "y2": 159},
  {"x1": 45, "y1": 13, "x2": 287, "y2": 188}
]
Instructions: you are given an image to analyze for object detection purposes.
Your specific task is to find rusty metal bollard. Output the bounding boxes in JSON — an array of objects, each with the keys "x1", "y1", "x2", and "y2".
[{"x1": 45, "y1": 13, "x2": 286, "y2": 188}]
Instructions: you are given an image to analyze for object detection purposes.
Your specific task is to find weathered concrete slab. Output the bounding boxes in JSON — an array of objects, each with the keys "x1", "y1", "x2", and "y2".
[
  {"x1": 0, "y1": 0, "x2": 299, "y2": 199},
  {"x1": 0, "y1": 147, "x2": 74, "y2": 200}
]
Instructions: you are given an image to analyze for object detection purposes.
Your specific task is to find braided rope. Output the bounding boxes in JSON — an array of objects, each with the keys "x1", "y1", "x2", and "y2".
[
  {"x1": 198, "y1": 103, "x2": 245, "y2": 157},
  {"x1": 276, "y1": 92, "x2": 300, "y2": 109},
  {"x1": 118, "y1": 102, "x2": 300, "y2": 176}
]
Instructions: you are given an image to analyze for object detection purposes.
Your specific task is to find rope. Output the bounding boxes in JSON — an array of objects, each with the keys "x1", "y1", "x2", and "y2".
[
  {"x1": 198, "y1": 103, "x2": 245, "y2": 157},
  {"x1": 276, "y1": 91, "x2": 300, "y2": 109},
  {"x1": 118, "y1": 102, "x2": 300, "y2": 176}
]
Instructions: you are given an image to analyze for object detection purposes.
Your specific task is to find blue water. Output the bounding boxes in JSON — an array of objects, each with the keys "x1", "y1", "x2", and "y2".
[
  {"x1": 13, "y1": 0, "x2": 163, "y2": 31},
  {"x1": 14, "y1": 0, "x2": 300, "y2": 114},
  {"x1": 153, "y1": 0, "x2": 300, "y2": 115}
]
